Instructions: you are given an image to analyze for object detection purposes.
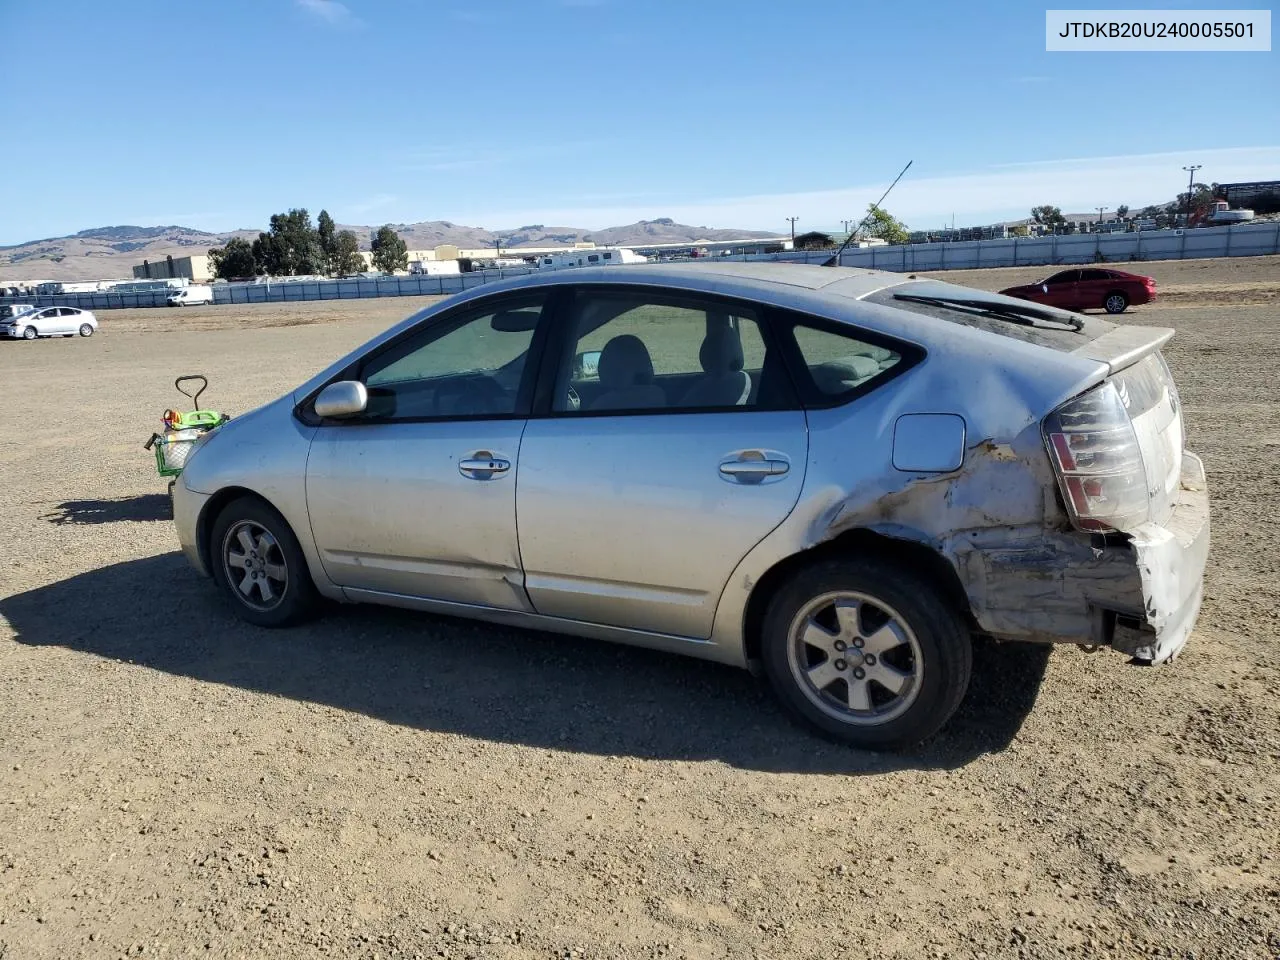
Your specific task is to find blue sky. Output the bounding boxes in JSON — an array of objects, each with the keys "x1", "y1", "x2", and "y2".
[{"x1": 1, "y1": 0, "x2": 1276, "y2": 244}]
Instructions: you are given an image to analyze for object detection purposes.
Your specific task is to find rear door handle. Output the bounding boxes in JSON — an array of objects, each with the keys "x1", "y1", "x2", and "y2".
[
  {"x1": 458, "y1": 454, "x2": 511, "y2": 480},
  {"x1": 719, "y1": 457, "x2": 790, "y2": 483}
]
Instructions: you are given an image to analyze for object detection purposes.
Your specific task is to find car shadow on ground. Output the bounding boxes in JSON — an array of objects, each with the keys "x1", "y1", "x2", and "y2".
[
  {"x1": 1, "y1": 552, "x2": 1051, "y2": 775},
  {"x1": 40, "y1": 494, "x2": 171, "y2": 525}
]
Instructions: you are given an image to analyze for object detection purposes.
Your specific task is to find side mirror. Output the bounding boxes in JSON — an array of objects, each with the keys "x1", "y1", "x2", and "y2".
[
  {"x1": 573, "y1": 350, "x2": 602, "y2": 380},
  {"x1": 314, "y1": 380, "x2": 368, "y2": 418}
]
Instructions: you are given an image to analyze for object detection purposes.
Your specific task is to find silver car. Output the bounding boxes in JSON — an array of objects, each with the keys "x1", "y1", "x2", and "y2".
[
  {"x1": 1, "y1": 305, "x2": 98, "y2": 339},
  {"x1": 173, "y1": 263, "x2": 1209, "y2": 748}
]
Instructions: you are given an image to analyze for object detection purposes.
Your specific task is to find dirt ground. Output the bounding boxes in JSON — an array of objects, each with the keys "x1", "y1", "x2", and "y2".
[{"x1": 1, "y1": 256, "x2": 1278, "y2": 960}]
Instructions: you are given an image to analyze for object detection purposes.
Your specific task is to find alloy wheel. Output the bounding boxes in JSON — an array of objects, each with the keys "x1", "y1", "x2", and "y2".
[
  {"x1": 221, "y1": 520, "x2": 289, "y2": 611},
  {"x1": 786, "y1": 591, "x2": 923, "y2": 726}
]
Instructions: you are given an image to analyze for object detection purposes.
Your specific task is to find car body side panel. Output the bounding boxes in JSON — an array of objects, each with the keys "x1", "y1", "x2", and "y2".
[
  {"x1": 306, "y1": 419, "x2": 531, "y2": 611},
  {"x1": 516, "y1": 410, "x2": 808, "y2": 637}
]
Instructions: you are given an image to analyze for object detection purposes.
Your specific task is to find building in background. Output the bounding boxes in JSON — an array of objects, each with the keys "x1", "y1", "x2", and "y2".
[
  {"x1": 1216, "y1": 180, "x2": 1280, "y2": 208},
  {"x1": 133, "y1": 254, "x2": 214, "y2": 282}
]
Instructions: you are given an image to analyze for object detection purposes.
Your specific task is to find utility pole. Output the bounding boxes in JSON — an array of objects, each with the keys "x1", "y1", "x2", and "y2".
[
  {"x1": 1182, "y1": 164, "x2": 1202, "y2": 225},
  {"x1": 1096, "y1": 206, "x2": 1108, "y2": 230},
  {"x1": 786, "y1": 217, "x2": 799, "y2": 241},
  {"x1": 841, "y1": 219, "x2": 853, "y2": 234}
]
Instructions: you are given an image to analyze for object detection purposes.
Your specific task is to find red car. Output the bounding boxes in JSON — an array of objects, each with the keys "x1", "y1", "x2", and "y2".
[{"x1": 1000, "y1": 267, "x2": 1156, "y2": 314}]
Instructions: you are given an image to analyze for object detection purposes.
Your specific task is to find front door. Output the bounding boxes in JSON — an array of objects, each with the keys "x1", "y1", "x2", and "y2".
[
  {"x1": 305, "y1": 293, "x2": 550, "y2": 610},
  {"x1": 516, "y1": 288, "x2": 808, "y2": 638},
  {"x1": 1040, "y1": 269, "x2": 1080, "y2": 309}
]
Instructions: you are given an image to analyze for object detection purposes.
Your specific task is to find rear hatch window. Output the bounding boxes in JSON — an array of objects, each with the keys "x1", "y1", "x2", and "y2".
[{"x1": 863, "y1": 279, "x2": 1116, "y2": 352}]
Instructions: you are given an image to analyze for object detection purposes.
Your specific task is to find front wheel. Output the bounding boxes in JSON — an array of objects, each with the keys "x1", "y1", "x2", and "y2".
[
  {"x1": 761, "y1": 558, "x2": 973, "y2": 750},
  {"x1": 210, "y1": 496, "x2": 319, "y2": 627},
  {"x1": 79, "y1": 323, "x2": 94, "y2": 337},
  {"x1": 21, "y1": 326, "x2": 36, "y2": 340},
  {"x1": 1104, "y1": 291, "x2": 1129, "y2": 314}
]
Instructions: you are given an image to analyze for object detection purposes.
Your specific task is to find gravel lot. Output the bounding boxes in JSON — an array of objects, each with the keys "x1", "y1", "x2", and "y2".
[{"x1": 2, "y1": 257, "x2": 1278, "y2": 959}]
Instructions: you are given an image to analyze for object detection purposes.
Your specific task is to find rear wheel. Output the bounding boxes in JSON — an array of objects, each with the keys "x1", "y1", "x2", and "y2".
[
  {"x1": 1104, "y1": 291, "x2": 1129, "y2": 314},
  {"x1": 760, "y1": 557, "x2": 972, "y2": 749},
  {"x1": 21, "y1": 326, "x2": 36, "y2": 340},
  {"x1": 79, "y1": 323, "x2": 94, "y2": 337},
  {"x1": 210, "y1": 496, "x2": 318, "y2": 627}
]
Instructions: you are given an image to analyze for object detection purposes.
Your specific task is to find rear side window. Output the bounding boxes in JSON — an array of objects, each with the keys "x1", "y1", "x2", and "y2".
[
  {"x1": 793, "y1": 326, "x2": 903, "y2": 397},
  {"x1": 770, "y1": 309, "x2": 916, "y2": 406}
]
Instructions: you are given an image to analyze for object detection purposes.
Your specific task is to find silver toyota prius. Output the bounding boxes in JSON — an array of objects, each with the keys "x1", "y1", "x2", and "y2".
[{"x1": 172, "y1": 262, "x2": 1209, "y2": 749}]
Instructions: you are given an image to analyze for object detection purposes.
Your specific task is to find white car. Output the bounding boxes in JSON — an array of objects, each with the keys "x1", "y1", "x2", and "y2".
[{"x1": 1, "y1": 306, "x2": 98, "y2": 339}]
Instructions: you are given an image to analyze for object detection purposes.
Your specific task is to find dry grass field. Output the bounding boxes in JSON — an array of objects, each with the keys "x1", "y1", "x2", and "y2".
[{"x1": 1, "y1": 256, "x2": 1278, "y2": 959}]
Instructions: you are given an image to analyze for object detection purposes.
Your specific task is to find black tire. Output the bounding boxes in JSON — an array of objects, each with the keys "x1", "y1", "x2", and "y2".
[
  {"x1": 79, "y1": 323, "x2": 94, "y2": 337},
  {"x1": 760, "y1": 557, "x2": 973, "y2": 750},
  {"x1": 209, "y1": 496, "x2": 318, "y2": 627},
  {"x1": 21, "y1": 326, "x2": 36, "y2": 340},
  {"x1": 1103, "y1": 291, "x2": 1129, "y2": 314}
]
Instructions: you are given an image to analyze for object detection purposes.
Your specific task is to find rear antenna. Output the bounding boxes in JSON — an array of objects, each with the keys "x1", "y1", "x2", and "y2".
[{"x1": 822, "y1": 159, "x2": 913, "y2": 267}]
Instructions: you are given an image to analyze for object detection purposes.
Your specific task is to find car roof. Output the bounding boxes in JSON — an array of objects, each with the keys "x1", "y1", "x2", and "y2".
[{"x1": 528, "y1": 260, "x2": 898, "y2": 296}]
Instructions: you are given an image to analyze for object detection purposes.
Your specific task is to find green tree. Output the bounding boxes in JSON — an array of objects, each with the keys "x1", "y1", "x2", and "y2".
[
  {"x1": 1177, "y1": 183, "x2": 1216, "y2": 221},
  {"x1": 1031, "y1": 205, "x2": 1066, "y2": 228},
  {"x1": 208, "y1": 237, "x2": 257, "y2": 279},
  {"x1": 862, "y1": 204, "x2": 909, "y2": 245},
  {"x1": 370, "y1": 224, "x2": 409, "y2": 273},
  {"x1": 252, "y1": 208, "x2": 322, "y2": 276},
  {"x1": 317, "y1": 209, "x2": 337, "y2": 275},
  {"x1": 1116, "y1": 204, "x2": 1130, "y2": 218},
  {"x1": 332, "y1": 230, "x2": 365, "y2": 276}
]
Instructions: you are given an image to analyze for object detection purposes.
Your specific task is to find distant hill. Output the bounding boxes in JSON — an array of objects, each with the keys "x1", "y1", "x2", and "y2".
[{"x1": 0, "y1": 219, "x2": 781, "y2": 282}]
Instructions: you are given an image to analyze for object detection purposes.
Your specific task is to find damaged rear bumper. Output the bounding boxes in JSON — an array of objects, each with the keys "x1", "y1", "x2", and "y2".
[
  {"x1": 952, "y1": 453, "x2": 1210, "y2": 662},
  {"x1": 1119, "y1": 452, "x2": 1210, "y2": 662}
]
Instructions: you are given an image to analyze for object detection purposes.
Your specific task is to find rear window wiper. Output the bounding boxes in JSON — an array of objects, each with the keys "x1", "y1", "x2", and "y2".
[{"x1": 892, "y1": 292, "x2": 1085, "y2": 332}]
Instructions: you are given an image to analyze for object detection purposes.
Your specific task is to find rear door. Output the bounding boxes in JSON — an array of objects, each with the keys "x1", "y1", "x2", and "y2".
[
  {"x1": 303, "y1": 292, "x2": 553, "y2": 610},
  {"x1": 1076, "y1": 269, "x2": 1113, "y2": 311},
  {"x1": 515, "y1": 286, "x2": 808, "y2": 638}
]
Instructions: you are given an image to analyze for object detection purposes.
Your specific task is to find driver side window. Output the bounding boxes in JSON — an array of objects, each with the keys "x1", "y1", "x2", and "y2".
[{"x1": 355, "y1": 295, "x2": 546, "y2": 421}]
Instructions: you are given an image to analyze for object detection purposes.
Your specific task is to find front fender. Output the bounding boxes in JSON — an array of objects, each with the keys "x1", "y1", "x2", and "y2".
[{"x1": 178, "y1": 397, "x2": 337, "y2": 598}]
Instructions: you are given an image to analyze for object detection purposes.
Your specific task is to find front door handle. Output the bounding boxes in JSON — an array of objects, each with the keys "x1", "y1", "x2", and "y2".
[
  {"x1": 458, "y1": 453, "x2": 511, "y2": 480},
  {"x1": 719, "y1": 457, "x2": 790, "y2": 483}
]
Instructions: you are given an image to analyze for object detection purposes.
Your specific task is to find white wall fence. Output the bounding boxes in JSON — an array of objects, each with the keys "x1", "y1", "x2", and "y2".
[
  {"x1": 769, "y1": 220, "x2": 1280, "y2": 272},
  {"x1": 3, "y1": 221, "x2": 1276, "y2": 312},
  {"x1": 0, "y1": 266, "x2": 537, "y2": 311}
]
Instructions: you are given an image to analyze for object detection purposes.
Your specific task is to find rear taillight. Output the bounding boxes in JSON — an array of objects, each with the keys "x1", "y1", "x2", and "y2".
[{"x1": 1044, "y1": 382, "x2": 1149, "y2": 533}]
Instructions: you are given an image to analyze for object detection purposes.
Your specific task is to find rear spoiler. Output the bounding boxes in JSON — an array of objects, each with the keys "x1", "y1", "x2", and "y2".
[{"x1": 1072, "y1": 325, "x2": 1174, "y2": 375}]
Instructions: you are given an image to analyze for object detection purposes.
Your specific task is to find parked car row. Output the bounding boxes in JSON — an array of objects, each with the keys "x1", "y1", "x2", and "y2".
[{"x1": 0, "y1": 305, "x2": 98, "y2": 339}]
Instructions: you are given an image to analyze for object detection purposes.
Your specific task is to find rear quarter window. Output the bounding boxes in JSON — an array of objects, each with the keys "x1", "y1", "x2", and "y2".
[{"x1": 772, "y1": 308, "x2": 920, "y2": 406}]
